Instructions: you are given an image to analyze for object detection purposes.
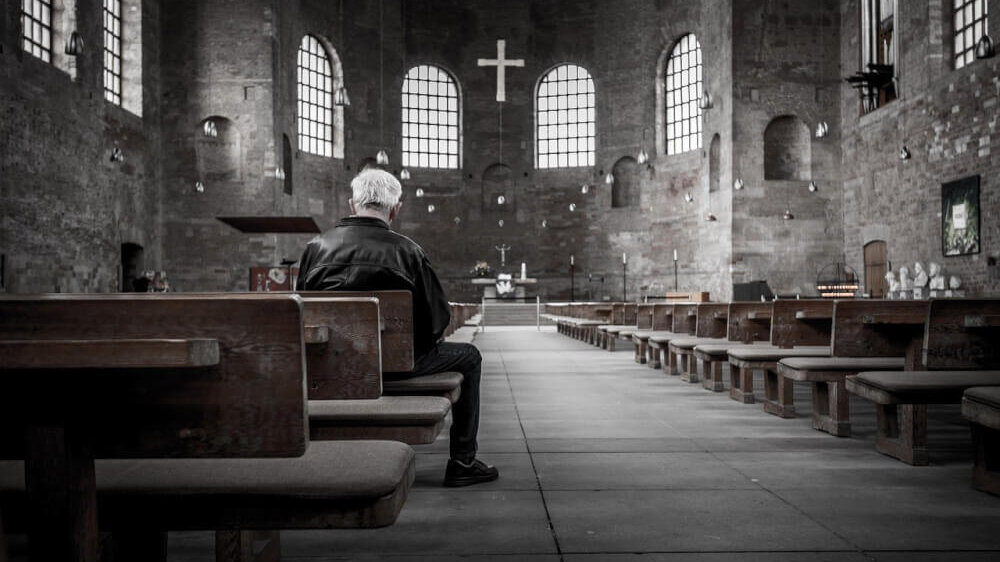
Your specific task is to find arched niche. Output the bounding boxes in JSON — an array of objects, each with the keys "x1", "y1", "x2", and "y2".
[
  {"x1": 612, "y1": 156, "x2": 638, "y2": 208},
  {"x1": 763, "y1": 115, "x2": 810, "y2": 181},
  {"x1": 482, "y1": 163, "x2": 515, "y2": 213},
  {"x1": 195, "y1": 117, "x2": 241, "y2": 182},
  {"x1": 709, "y1": 134, "x2": 721, "y2": 193}
]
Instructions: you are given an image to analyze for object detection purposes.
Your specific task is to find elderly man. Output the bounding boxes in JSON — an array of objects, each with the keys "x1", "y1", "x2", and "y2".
[{"x1": 296, "y1": 169, "x2": 498, "y2": 487}]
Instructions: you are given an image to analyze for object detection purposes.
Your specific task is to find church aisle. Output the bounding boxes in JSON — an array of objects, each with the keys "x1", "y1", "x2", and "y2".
[{"x1": 168, "y1": 327, "x2": 1000, "y2": 561}]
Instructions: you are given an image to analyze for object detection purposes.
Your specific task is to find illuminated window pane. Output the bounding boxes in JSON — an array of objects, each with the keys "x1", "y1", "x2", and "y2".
[
  {"x1": 535, "y1": 64, "x2": 595, "y2": 169},
  {"x1": 665, "y1": 34, "x2": 703, "y2": 155},
  {"x1": 20, "y1": 0, "x2": 52, "y2": 63},
  {"x1": 402, "y1": 65, "x2": 461, "y2": 169},
  {"x1": 103, "y1": 0, "x2": 123, "y2": 105},
  {"x1": 297, "y1": 35, "x2": 333, "y2": 157}
]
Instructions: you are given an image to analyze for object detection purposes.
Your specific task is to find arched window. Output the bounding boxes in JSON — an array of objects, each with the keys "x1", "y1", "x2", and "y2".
[
  {"x1": 665, "y1": 34, "x2": 703, "y2": 155},
  {"x1": 953, "y1": 0, "x2": 988, "y2": 69},
  {"x1": 103, "y1": 0, "x2": 122, "y2": 105},
  {"x1": 535, "y1": 64, "x2": 596, "y2": 169},
  {"x1": 402, "y1": 65, "x2": 461, "y2": 169},
  {"x1": 21, "y1": 0, "x2": 53, "y2": 62},
  {"x1": 297, "y1": 35, "x2": 334, "y2": 157}
]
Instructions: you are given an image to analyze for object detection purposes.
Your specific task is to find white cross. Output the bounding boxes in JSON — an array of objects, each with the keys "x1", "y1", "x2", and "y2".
[{"x1": 477, "y1": 39, "x2": 524, "y2": 103}]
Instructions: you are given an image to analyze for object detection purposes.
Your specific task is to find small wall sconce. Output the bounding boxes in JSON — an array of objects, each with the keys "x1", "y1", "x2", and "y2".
[
  {"x1": 426, "y1": 204, "x2": 436, "y2": 213},
  {"x1": 604, "y1": 172, "x2": 614, "y2": 185},
  {"x1": 376, "y1": 149, "x2": 389, "y2": 166},
  {"x1": 636, "y1": 148, "x2": 649, "y2": 165},
  {"x1": 975, "y1": 34, "x2": 996, "y2": 59},
  {"x1": 699, "y1": 90, "x2": 713, "y2": 110},
  {"x1": 194, "y1": 181, "x2": 205, "y2": 193},
  {"x1": 109, "y1": 147, "x2": 125, "y2": 163},
  {"x1": 899, "y1": 145, "x2": 911, "y2": 160},
  {"x1": 815, "y1": 121, "x2": 829, "y2": 138},
  {"x1": 399, "y1": 168, "x2": 411, "y2": 180},
  {"x1": 568, "y1": 203, "x2": 577, "y2": 212},
  {"x1": 684, "y1": 193, "x2": 694, "y2": 204},
  {"x1": 334, "y1": 86, "x2": 351, "y2": 106},
  {"x1": 733, "y1": 178, "x2": 745, "y2": 191},
  {"x1": 808, "y1": 180, "x2": 818, "y2": 193},
  {"x1": 203, "y1": 120, "x2": 218, "y2": 138},
  {"x1": 497, "y1": 195, "x2": 506, "y2": 205},
  {"x1": 704, "y1": 212, "x2": 718, "y2": 222},
  {"x1": 64, "y1": 31, "x2": 84, "y2": 56},
  {"x1": 415, "y1": 188, "x2": 425, "y2": 198},
  {"x1": 782, "y1": 208, "x2": 795, "y2": 220}
]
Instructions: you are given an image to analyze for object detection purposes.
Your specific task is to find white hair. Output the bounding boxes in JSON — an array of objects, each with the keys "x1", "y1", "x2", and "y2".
[{"x1": 350, "y1": 169, "x2": 402, "y2": 213}]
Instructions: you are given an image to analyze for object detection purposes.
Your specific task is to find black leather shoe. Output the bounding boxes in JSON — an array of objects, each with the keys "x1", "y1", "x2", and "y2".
[{"x1": 443, "y1": 458, "x2": 499, "y2": 487}]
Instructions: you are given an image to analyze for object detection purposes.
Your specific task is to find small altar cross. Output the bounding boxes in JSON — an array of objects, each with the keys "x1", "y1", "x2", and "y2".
[
  {"x1": 477, "y1": 39, "x2": 524, "y2": 102},
  {"x1": 495, "y1": 244, "x2": 511, "y2": 269}
]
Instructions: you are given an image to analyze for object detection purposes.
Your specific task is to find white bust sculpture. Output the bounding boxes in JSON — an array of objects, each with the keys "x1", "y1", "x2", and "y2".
[
  {"x1": 884, "y1": 271, "x2": 900, "y2": 292},
  {"x1": 913, "y1": 262, "x2": 929, "y2": 288},
  {"x1": 898, "y1": 266, "x2": 912, "y2": 291},
  {"x1": 929, "y1": 262, "x2": 946, "y2": 290},
  {"x1": 949, "y1": 275, "x2": 962, "y2": 290}
]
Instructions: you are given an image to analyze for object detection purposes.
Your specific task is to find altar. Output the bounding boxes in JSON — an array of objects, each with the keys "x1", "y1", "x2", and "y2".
[{"x1": 471, "y1": 276, "x2": 537, "y2": 299}]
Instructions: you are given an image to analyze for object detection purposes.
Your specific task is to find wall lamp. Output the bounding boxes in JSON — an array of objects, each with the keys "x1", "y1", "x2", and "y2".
[{"x1": 64, "y1": 31, "x2": 84, "y2": 56}]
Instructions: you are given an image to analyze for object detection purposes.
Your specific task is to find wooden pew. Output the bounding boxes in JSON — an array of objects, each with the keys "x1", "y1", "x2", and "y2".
[
  {"x1": 550, "y1": 303, "x2": 613, "y2": 343},
  {"x1": 962, "y1": 387, "x2": 1000, "y2": 495},
  {"x1": 648, "y1": 304, "x2": 696, "y2": 374},
  {"x1": 685, "y1": 302, "x2": 773, "y2": 396},
  {"x1": 298, "y1": 296, "x2": 451, "y2": 445},
  {"x1": 666, "y1": 303, "x2": 729, "y2": 383},
  {"x1": 632, "y1": 304, "x2": 675, "y2": 368},
  {"x1": 728, "y1": 300, "x2": 832, "y2": 414},
  {"x1": 0, "y1": 294, "x2": 415, "y2": 562},
  {"x1": 599, "y1": 303, "x2": 638, "y2": 351},
  {"x1": 629, "y1": 303, "x2": 656, "y2": 363},
  {"x1": 846, "y1": 299, "x2": 1000, "y2": 465}
]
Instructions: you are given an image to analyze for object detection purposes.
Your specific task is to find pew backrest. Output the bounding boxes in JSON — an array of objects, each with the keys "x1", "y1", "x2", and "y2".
[
  {"x1": 923, "y1": 299, "x2": 1000, "y2": 369},
  {"x1": 727, "y1": 302, "x2": 773, "y2": 343},
  {"x1": 831, "y1": 300, "x2": 929, "y2": 367},
  {"x1": 653, "y1": 303, "x2": 675, "y2": 331},
  {"x1": 770, "y1": 299, "x2": 834, "y2": 348},
  {"x1": 300, "y1": 297, "x2": 383, "y2": 400},
  {"x1": 637, "y1": 304, "x2": 655, "y2": 330},
  {"x1": 0, "y1": 294, "x2": 308, "y2": 459},
  {"x1": 695, "y1": 303, "x2": 729, "y2": 338},
  {"x1": 671, "y1": 304, "x2": 698, "y2": 335}
]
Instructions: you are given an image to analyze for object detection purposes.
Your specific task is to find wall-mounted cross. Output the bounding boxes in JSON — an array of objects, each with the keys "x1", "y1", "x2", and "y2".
[{"x1": 477, "y1": 39, "x2": 524, "y2": 103}]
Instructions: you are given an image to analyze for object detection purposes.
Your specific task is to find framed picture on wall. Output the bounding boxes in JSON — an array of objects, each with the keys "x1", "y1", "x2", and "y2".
[{"x1": 941, "y1": 175, "x2": 981, "y2": 257}]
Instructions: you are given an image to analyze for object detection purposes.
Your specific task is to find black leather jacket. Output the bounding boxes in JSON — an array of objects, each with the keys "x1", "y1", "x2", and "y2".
[{"x1": 295, "y1": 216, "x2": 451, "y2": 360}]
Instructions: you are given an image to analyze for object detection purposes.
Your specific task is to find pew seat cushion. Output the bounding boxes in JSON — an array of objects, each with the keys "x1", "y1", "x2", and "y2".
[
  {"x1": 647, "y1": 332, "x2": 679, "y2": 345},
  {"x1": 693, "y1": 341, "x2": 770, "y2": 359},
  {"x1": 728, "y1": 346, "x2": 830, "y2": 363},
  {"x1": 963, "y1": 387, "x2": 1000, "y2": 431},
  {"x1": 779, "y1": 356, "x2": 905, "y2": 372},
  {"x1": 669, "y1": 337, "x2": 726, "y2": 351},
  {"x1": 384, "y1": 371, "x2": 463, "y2": 393},
  {"x1": 0, "y1": 440, "x2": 415, "y2": 530},
  {"x1": 847, "y1": 371, "x2": 1000, "y2": 405},
  {"x1": 310, "y1": 396, "x2": 451, "y2": 425}
]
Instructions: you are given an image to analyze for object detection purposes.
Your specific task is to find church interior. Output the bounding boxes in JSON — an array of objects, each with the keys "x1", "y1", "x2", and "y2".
[{"x1": 2, "y1": 0, "x2": 1000, "y2": 561}]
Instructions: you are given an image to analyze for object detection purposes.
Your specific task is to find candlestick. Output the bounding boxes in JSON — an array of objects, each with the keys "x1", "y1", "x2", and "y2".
[
  {"x1": 570, "y1": 255, "x2": 574, "y2": 266},
  {"x1": 521, "y1": 262, "x2": 527, "y2": 280}
]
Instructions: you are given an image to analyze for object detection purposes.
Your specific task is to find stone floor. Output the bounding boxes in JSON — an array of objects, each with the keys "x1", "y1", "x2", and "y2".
[{"x1": 160, "y1": 327, "x2": 1000, "y2": 560}]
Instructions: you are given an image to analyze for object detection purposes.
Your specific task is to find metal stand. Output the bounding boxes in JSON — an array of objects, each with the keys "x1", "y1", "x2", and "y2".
[
  {"x1": 674, "y1": 259, "x2": 679, "y2": 291},
  {"x1": 623, "y1": 262, "x2": 627, "y2": 302},
  {"x1": 570, "y1": 263, "x2": 575, "y2": 302}
]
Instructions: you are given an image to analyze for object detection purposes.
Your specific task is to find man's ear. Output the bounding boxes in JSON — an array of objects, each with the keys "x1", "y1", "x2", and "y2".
[
  {"x1": 388, "y1": 201, "x2": 402, "y2": 223},
  {"x1": 348, "y1": 198, "x2": 357, "y2": 215}
]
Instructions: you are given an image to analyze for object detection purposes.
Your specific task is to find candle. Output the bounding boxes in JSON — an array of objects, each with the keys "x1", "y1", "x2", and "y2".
[
  {"x1": 673, "y1": 249, "x2": 678, "y2": 261},
  {"x1": 521, "y1": 262, "x2": 527, "y2": 280},
  {"x1": 622, "y1": 253, "x2": 627, "y2": 265},
  {"x1": 571, "y1": 255, "x2": 575, "y2": 266}
]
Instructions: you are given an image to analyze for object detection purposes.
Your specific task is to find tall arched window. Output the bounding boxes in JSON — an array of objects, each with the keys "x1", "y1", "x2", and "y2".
[
  {"x1": 103, "y1": 0, "x2": 122, "y2": 105},
  {"x1": 665, "y1": 34, "x2": 703, "y2": 155},
  {"x1": 297, "y1": 35, "x2": 333, "y2": 157},
  {"x1": 535, "y1": 64, "x2": 596, "y2": 169},
  {"x1": 402, "y1": 65, "x2": 461, "y2": 169}
]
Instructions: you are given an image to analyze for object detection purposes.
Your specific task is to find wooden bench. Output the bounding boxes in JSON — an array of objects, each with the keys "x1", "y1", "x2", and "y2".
[
  {"x1": 690, "y1": 302, "x2": 777, "y2": 393},
  {"x1": 847, "y1": 299, "x2": 1000, "y2": 465},
  {"x1": 0, "y1": 294, "x2": 415, "y2": 562},
  {"x1": 549, "y1": 303, "x2": 612, "y2": 343},
  {"x1": 773, "y1": 300, "x2": 920, "y2": 436},
  {"x1": 629, "y1": 303, "x2": 655, "y2": 363},
  {"x1": 666, "y1": 303, "x2": 729, "y2": 383},
  {"x1": 962, "y1": 386, "x2": 1000, "y2": 495},
  {"x1": 597, "y1": 303, "x2": 638, "y2": 351},
  {"x1": 649, "y1": 303, "x2": 698, "y2": 375},
  {"x1": 632, "y1": 304, "x2": 675, "y2": 367}
]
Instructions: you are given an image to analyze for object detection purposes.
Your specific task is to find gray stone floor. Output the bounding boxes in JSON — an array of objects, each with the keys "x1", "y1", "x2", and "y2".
[{"x1": 163, "y1": 326, "x2": 1000, "y2": 561}]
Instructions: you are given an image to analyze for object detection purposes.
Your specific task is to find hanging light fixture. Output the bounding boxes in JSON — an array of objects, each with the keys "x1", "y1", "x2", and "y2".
[
  {"x1": 782, "y1": 208, "x2": 795, "y2": 220},
  {"x1": 203, "y1": 120, "x2": 218, "y2": 138},
  {"x1": 899, "y1": 145, "x2": 911, "y2": 160},
  {"x1": 975, "y1": 34, "x2": 996, "y2": 59},
  {"x1": 808, "y1": 180, "x2": 818, "y2": 193},
  {"x1": 399, "y1": 168, "x2": 411, "y2": 180},
  {"x1": 698, "y1": 90, "x2": 713, "y2": 110},
  {"x1": 334, "y1": 86, "x2": 351, "y2": 107},
  {"x1": 684, "y1": 193, "x2": 694, "y2": 204},
  {"x1": 704, "y1": 212, "x2": 717, "y2": 222},
  {"x1": 64, "y1": 31, "x2": 84, "y2": 56},
  {"x1": 637, "y1": 148, "x2": 649, "y2": 165},
  {"x1": 497, "y1": 195, "x2": 506, "y2": 205},
  {"x1": 568, "y1": 203, "x2": 577, "y2": 212},
  {"x1": 109, "y1": 147, "x2": 125, "y2": 163},
  {"x1": 498, "y1": 219, "x2": 505, "y2": 227},
  {"x1": 453, "y1": 216, "x2": 461, "y2": 225},
  {"x1": 194, "y1": 181, "x2": 205, "y2": 193},
  {"x1": 427, "y1": 204, "x2": 436, "y2": 213},
  {"x1": 376, "y1": 149, "x2": 389, "y2": 166},
  {"x1": 604, "y1": 172, "x2": 614, "y2": 185},
  {"x1": 815, "y1": 122, "x2": 829, "y2": 138},
  {"x1": 581, "y1": 184, "x2": 590, "y2": 194},
  {"x1": 733, "y1": 178, "x2": 745, "y2": 191},
  {"x1": 415, "y1": 188, "x2": 425, "y2": 198}
]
